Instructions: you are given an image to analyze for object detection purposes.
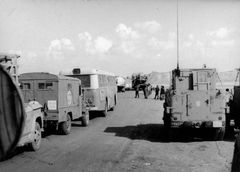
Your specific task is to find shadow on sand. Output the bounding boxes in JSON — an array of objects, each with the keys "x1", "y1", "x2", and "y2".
[{"x1": 104, "y1": 123, "x2": 235, "y2": 143}]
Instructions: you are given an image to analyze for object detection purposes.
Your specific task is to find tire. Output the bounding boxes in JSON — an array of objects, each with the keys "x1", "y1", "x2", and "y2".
[
  {"x1": 109, "y1": 106, "x2": 114, "y2": 111},
  {"x1": 114, "y1": 95, "x2": 117, "y2": 106},
  {"x1": 82, "y1": 111, "x2": 90, "y2": 126},
  {"x1": 110, "y1": 98, "x2": 116, "y2": 111},
  {"x1": 59, "y1": 114, "x2": 71, "y2": 135},
  {"x1": 232, "y1": 134, "x2": 240, "y2": 172},
  {"x1": 102, "y1": 102, "x2": 108, "y2": 117},
  {"x1": 29, "y1": 121, "x2": 41, "y2": 151}
]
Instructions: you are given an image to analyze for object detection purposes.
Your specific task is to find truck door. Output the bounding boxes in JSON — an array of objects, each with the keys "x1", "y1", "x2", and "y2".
[
  {"x1": 187, "y1": 92, "x2": 210, "y2": 121},
  {"x1": 20, "y1": 81, "x2": 34, "y2": 102}
]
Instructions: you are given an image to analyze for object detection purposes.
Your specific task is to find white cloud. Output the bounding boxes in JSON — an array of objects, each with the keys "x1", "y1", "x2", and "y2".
[
  {"x1": 48, "y1": 38, "x2": 75, "y2": 52},
  {"x1": 47, "y1": 38, "x2": 75, "y2": 60},
  {"x1": 148, "y1": 35, "x2": 175, "y2": 50},
  {"x1": 78, "y1": 32, "x2": 113, "y2": 54},
  {"x1": 211, "y1": 40, "x2": 235, "y2": 46},
  {"x1": 120, "y1": 41, "x2": 136, "y2": 54},
  {"x1": 188, "y1": 33, "x2": 194, "y2": 41},
  {"x1": 207, "y1": 27, "x2": 235, "y2": 47},
  {"x1": 61, "y1": 38, "x2": 75, "y2": 50},
  {"x1": 78, "y1": 32, "x2": 92, "y2": 42},
  {"x1": 134, "y1": 20, "x2": 161, "y2": 33},
  {"x1": 116, "y1": 23, "x2": 139, "y2": 39},
  {"x1": 94, "y1": 36, "x2": 113, "y2": 53},
  {"x1": 208, "y1": 27, "x2": 231, "y2": 39},
  {"x1": 115, "y1": 23, "x2": 141, "y2": 54},
  {"x1": 115, "y1": 22, "x2": 173, "y2": 55},
  {"x1": 8, "y1": 50, "x2": 22, "y2": 56}
]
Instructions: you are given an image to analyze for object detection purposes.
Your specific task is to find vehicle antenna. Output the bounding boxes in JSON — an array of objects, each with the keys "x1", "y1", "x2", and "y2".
[
  {"x1": 175, "y1": 0, "x2": 180, "y2": 77},
  {"x1": 176, "y1": 0, "x2": 179, "y2": 70}
]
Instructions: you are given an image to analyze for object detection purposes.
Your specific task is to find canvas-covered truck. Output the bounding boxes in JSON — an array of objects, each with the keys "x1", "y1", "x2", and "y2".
[
  {"x1": 19, "y1": 72, "x2": 89, "y2": 135},
  {"x1": 0, "y1": 54, "x2": 44, "y2": 152},
  {"x1": 163, "y1": 68, "x2": 227, "y2": 140}
]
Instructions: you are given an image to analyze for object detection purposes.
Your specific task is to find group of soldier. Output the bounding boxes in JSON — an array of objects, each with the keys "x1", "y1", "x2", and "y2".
[
  {"x1": 154, "y1": 85, "x2": 165, "y2": 100},
  {"x1": 134, "y1": 84, "x2": 165, "y2": 100}
]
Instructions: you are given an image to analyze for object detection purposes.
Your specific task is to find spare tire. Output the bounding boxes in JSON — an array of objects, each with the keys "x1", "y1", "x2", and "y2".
[{"x1": 0, "y1": 65, "x2": 25, "y2": 161}]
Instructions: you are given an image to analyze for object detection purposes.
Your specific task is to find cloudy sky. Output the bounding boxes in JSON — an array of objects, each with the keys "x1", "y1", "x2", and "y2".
[{"x1": 0, "y1": 0, "x2": 240, "y2": 76}]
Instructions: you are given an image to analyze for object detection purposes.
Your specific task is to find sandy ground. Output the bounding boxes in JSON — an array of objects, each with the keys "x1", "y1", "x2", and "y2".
[{"x1": 0, "y1": 91, "x2": 235, "y2": 172}]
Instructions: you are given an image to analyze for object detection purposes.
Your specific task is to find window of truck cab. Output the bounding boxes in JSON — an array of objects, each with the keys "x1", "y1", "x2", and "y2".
[
  {"x1": 76, "y1": 75, "x2": 91, "y2": 88},
  {"x1": 38, "y1": 82, "x2": 53, "y2": 90},
  {"x1": 20, "y1": 82, "x2": 31, "y2": 90}
]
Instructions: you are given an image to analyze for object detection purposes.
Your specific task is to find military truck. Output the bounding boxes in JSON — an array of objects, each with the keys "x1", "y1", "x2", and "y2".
[
  {"x1": 19, "y1": 72, "x2": 89, "y2": 135},
  {"x1": 0, "y1": 54, "x2": 43, "y2": 151},
  {"x1": 163, "y1": 67, "x2": 227, "y2": 140}
]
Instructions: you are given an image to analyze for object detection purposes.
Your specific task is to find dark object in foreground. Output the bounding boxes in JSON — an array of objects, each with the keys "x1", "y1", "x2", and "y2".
[
  {"x1": 232, "y1": 134, "x2": 240, "y2": 172},
  {"x1": 0, "y1": 65, "x2": 25, "y2": 161}
]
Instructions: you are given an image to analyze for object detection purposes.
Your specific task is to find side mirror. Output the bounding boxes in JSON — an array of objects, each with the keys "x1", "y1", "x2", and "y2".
[{"x1": 0, "y1": 65, "x2": 25, "y2": 161}]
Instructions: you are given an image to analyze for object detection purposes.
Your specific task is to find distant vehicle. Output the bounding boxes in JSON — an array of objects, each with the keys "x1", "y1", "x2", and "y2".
[
  {"x1": 116, "y1": 76, "x2": 126, "y2": 92},
  {"x1": 19, "y1": 72, "x2": 89, "y2": 135},
  {"x1": 65, "y1": 68, "x2": 117, "y2": 116},
  {"x1": 125, "y1": 78, "x2": 132, "y2": 90},
  {"x1": 164, "y1": 68, "x2": 227, "y2": 140},
  {"x1": 0, "y1": 54, "x2": 44, "y2": 153}
]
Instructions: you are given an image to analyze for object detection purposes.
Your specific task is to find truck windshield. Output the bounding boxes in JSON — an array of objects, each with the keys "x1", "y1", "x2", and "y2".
[{"x1": 78, "y1": 75, "x2": 91, "y2": 87}]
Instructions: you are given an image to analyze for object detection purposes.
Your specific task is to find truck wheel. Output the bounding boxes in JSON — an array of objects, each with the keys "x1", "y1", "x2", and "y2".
[
  {"x1": 232, "y1": 134, "x2": 240, "y2": 172},
  {"x1": 102, "y1": 102, "x2": 108, "y2": 117},
  {"x1": 82, "y1": 111, "x2": 90, "y2": 126},
  {"x1": 59, "y1": 114, "x2": 71, "y2": 135},
  {"x1": 29, "y1": 121, "x2": 41, "y2": 151},
  {"x1": 114, "y1": 95, "x2": 117, "y2": 106}
]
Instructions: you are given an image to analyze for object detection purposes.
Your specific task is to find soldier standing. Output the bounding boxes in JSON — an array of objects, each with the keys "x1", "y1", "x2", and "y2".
[
  {"x1": 225, "y1": 88, "x2": 233, "y2": 106},
  {"x1": 154, "y1": 85, "x2": 160, "y2": 99},
  {"x1": 160, "y1": 86, "x2": 165, "y2": 100},
  {"x1": 135, "y1": 84, "x2": 140, "y2": 98}
]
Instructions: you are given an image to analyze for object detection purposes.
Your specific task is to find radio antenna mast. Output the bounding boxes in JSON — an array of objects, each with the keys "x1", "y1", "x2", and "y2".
[{"x1": 176, "y1": 0, "x2": 180, "y2": 70}]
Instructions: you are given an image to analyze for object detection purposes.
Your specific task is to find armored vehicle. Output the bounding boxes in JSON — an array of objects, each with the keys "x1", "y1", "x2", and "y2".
[
  {"x1": 163, "y1": 68, "x2": 227, "y2": 140},
  {"x1": 19, "y1": 72, "x2": 89, "y2": 135}
]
